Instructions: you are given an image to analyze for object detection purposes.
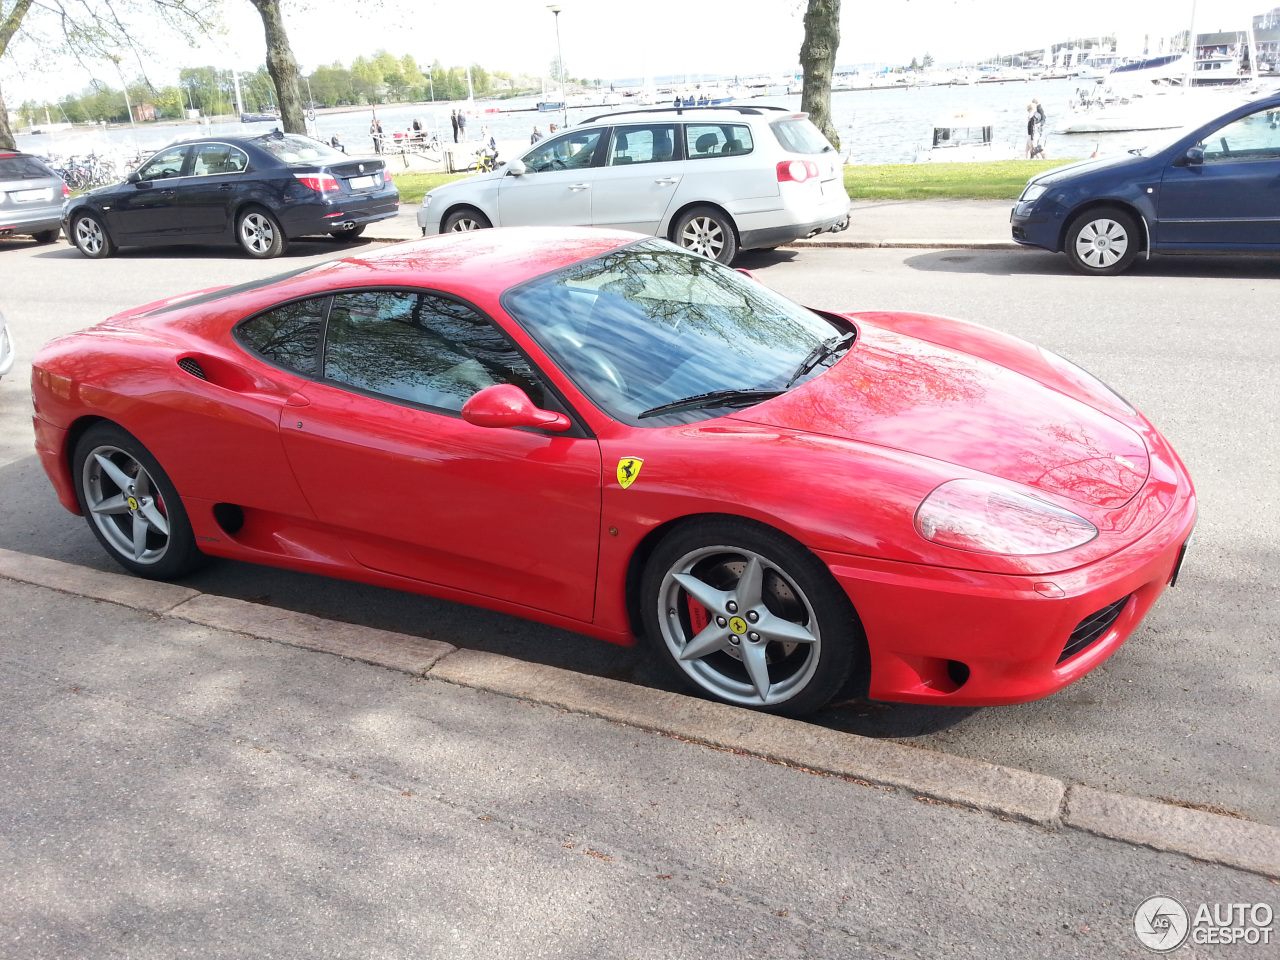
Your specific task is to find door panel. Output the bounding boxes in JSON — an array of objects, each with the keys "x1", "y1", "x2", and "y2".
[
  {"x1": 172, "y1": 144, "x2": 248, "y2": 236},
  {"x1": 106, "y1": 145, "x2": 190, "y2": 239},
  {"x1": 592, "y1": 124, "x2": 684, "y2": 233},
  {"x1": 498, "y1": 129, "x2": 602, "y2": 226}
]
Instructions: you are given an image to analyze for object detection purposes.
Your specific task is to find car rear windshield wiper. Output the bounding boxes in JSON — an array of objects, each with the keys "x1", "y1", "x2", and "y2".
[
  {"x1": 785, "y1": 332, "x2": 855, "y2": 388},
  {"x1": 638, "y1": 388, "x2": 786, "y2": 420}
]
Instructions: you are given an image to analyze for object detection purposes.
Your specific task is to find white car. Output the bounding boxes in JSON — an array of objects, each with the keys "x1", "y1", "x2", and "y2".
[
  {"x1": 416, "y1": 106, "x2": 850, "y2": 264},
  {"x1": 0, "y1": 314, "x2": 14, "y2": 381}
]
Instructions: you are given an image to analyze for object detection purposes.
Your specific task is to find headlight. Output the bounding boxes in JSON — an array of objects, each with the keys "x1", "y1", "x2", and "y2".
[
  {"x1": 421, "y1": 192, "x2": 433, "y2": 210},
  {"x1": 1020, "y1": 182, "x2": 1047, "y2": 203},
  {"x1": 915, "y1": 479, "x2": 1098, "y2": 556},
  {"x1": 1037, "y1": 347, "x2": 1135, "y2": 415}
]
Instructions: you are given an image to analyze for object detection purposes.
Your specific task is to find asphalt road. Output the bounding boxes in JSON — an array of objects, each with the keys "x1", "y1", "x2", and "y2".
[{"x1": 1, "y1": 236, "x2": 1276, "y2": 827}]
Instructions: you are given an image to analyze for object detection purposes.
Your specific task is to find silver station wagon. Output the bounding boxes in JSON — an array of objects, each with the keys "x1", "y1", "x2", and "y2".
[
  {"x1": 416, "y1": 106, "x2": 850, "y2": 264},
  {"x1": 0, "y1": 151, "x2": 67, "y2": 244}
]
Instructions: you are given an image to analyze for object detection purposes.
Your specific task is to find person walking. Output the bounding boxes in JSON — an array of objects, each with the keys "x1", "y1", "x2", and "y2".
[
  {"x1": 450, "y1": 109, "x2": 459, "y2": 143},
  {"x1": 457, "y1": 110, "x2": 468, "y2": 141},
  {"x1": 1029, "y1": 99, "x2": 1048, "y2": 159},
  {"x1": 530, "y1": 125, "x2": 544, "y2": 144},
  {"x1": 370, "y1": 115, "x2": 384, "y2": 155}
]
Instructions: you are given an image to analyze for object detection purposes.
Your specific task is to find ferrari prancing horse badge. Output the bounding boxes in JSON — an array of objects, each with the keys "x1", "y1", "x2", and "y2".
[{"x1": 617, "y1": 457, "x2": 643, "y2": 489}]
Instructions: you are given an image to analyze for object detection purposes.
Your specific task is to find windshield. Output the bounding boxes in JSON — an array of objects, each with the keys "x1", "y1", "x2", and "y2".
[
  {"x1": 254, "y1": 134, "x2": 346, "y2": 165},
  {"x1": 501, "y1": 239, "x2": 850, "y2": 425}
]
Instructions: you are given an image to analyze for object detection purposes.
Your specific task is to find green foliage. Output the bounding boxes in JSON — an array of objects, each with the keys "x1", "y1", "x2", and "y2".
[
  {"x1": 844, "y1": 159, "x2": 1078, "y2": 200},
  {"x1": 922, "y1": 52, "x2": 934, "y2": 68},
  {"x1": 389, "y1": 172, "x2": 468, "y2": 204}
]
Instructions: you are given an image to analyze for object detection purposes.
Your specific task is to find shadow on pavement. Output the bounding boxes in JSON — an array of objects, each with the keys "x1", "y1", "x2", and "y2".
[
  {"x1": 906, "y1": 248, "x2": 1280, "y2": 279},
  {"x1": 19, "y1": 236, "x2": 374, "y2": 261}
]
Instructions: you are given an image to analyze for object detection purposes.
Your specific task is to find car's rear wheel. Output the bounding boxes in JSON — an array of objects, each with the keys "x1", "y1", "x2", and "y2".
[
  {"x1": 331, "y1": 223, "x2": 366, "y2": 241},
  {"x1": 640, "y1": 518, "x2": 860, "y2": 716},
  {"x1": 442, "y1": 208, "x2": 492, "y2": 232},
  {"x1": 32, "y1": 228, "x2": 60, "y2": 244},
  {"x1": 236, "y1": 207, "x2": 287, "y2": 259},
  {"x1": 1065, "y1": 206, "x2": 1139, "y2": 276},
  {"x1": 72, "y1": 422, "x2": 205, "y2": 580},
  {"x1": 71, "y1": 213, "x2": 114, "y2": 259},
  {"x1": 673, "y1": 205, "x2": 738, "y2": 265}
]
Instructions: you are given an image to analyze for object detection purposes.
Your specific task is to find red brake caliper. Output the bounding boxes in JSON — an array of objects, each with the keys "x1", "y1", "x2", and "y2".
[{"x1": 686, "y1": 595, "x2": 710, "y2": 635}]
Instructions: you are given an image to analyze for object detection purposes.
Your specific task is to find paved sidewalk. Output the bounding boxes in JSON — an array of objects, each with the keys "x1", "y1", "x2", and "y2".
[{"x1": 367, "y1": 198, "x2": 1021, "y2": 250}]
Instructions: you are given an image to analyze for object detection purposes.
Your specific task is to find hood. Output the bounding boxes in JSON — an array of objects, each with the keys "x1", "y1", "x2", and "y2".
[
  {"x1": 1030, "y1": 152, "x2": 1142, "y2": 186},
  {"x1": 734, "y1": 325, "x2": 1149, "y2": 509}
]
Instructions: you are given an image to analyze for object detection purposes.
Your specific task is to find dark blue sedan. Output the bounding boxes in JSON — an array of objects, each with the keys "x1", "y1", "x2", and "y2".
[
  {"x1": 64, "y1": 132, "x2": 399, "y2": 259},
  {"x1": 1011, "y1": 93, "x2": 1280, "y2": 274}
]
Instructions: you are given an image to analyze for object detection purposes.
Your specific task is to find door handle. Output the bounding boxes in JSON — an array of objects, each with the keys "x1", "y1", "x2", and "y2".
[
  {"x1": 569, "y1": 183, "x2": 590, "y2": 190},
  {"x1": 160, "y1": 190, "x2": 176, "y2": 197},
  {"x1": 654, "y1": 177, "x2": 679, "y2": 185},
  {"x1": 219, "y1": 184, "x2": 233, "y2": 191}
]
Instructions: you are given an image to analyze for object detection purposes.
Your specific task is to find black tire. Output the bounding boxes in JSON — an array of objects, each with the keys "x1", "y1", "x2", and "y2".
[
  {"x1": 236, "y1": 207, "x2": 287, "y2": 259},
  {"x1": 672, "y1": 204, "x2": 738, "y2": 265},
  {"x1": 70, "y1": 212, "x2": 114, "y2": 259},
  {"x1": 32, "y1": 228, "x2": 61, "y2": 244},
  {"x1": 71, "y1": 422, "x2": 206, "y2": 580},
  {"x1": 442, "y1": 208, "x2": 492, "y2": 233},
  {"x1": 639, "y1": 517, "x2": 861, "y2": 716},
  {"x1": 1064, "y1": 206, "x2": 1140, "y2": 276},
  {"x1": 330, "y1": 223, "x2": 366, "y2": 241}
]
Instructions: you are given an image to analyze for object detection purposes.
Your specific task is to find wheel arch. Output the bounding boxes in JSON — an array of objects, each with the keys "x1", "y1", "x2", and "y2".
[
  {"x1": 664, "y1": 200, "x2": 740, "y2": 247},
  {"x1": 1057, "y1": 199, "x2": 1149, "y2": 256},
  {"x1": 436, "y1": 202, "x2": 493, "y2": 233}
]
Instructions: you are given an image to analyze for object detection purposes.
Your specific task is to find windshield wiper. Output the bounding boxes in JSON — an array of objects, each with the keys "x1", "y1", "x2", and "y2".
[
  {"x1": 785, "y1": 332, "x2": 855, "y2": 388},
  {"x1": 638, "y1": 388, "x2": 785, "y2": 420}
]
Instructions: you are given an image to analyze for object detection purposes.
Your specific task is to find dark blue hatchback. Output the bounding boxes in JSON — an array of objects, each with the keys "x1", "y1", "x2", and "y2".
[
  {"x1": 64, "y1": 132, "x2": 399, "y2": 260},
  {"x1": 1011, "y1": 93, "x2": 1280, "y2": 274}
]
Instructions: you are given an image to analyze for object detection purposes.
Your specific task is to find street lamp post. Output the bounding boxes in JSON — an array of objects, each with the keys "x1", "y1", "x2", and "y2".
[{"x1": 548, "y1": 5, "x2": 567, "y2": 128}]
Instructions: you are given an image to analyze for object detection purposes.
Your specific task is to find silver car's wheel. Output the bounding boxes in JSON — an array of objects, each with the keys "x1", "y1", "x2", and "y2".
[
  {"x1": 72, "y1": 214, "x2": 113, "y2": 258},
  {"x1": 81, "y1": 444, "x2": 173, "y2": 566},
  {"x1": 442, "y1": 208, "x2": 492, "y2": 232},
  {"x1": 236, "y1": 209, "x2": 285, "y2": 258},
  {"x1": 673, "y1": 205, "x2": 738, "y2": 265},
  {"x1": 1065, "y1": 207, "x2": 1139, "y2": 276}
]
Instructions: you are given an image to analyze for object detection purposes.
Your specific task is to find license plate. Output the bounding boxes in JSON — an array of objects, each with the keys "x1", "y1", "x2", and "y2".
[
  {"x1": 348, "y1": 175, "x2": 378, "y2": 190},
  {"x1": 12, "y1": 188, "x2": 53, "y2": 202}
]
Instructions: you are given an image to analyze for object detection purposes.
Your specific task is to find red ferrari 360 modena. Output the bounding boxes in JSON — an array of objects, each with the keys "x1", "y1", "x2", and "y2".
[{"x1": 30, "y1": 228, "x2": 1195, "y2": 716}]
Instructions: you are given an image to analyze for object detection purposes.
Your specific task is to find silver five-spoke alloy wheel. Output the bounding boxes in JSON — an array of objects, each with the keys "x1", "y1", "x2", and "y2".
[
  {"x1": 678, "y1": 215, "x2": 726, "y2": 260},
  {"x1": 239, "y1": 212, "x2": 276, "y2": 255},
  {"x1": 1073, "y1": 217, "x2": 1129, "y2": 269},
  {"x1": 74, "y1": 216, "x2": 105, "y2": 255},
  {"x1": 81, "y1": 445, "x2": 171, "y2": 565},
  {"x1": 449, "y1": 216, "x2": 484, "y2": 231},
  {"x1": 657, "y1": 545, "x2": 821, "y2": 707}
]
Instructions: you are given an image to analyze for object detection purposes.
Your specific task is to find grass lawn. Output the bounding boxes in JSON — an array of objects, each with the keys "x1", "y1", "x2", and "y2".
[
  {"x1": 391, "y1": 172, "x2": 469, "y2": 205},
  {"x1": 844, "y1": 159, "x2": 1079, "y2": 200}
]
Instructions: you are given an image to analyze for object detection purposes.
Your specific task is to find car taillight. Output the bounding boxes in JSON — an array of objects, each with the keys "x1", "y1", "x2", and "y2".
[
  {"x1": 383, "y1": 168, "x2": 393, "y2": 183},
  {"x1": 294, "y1": 173, "x2": 340, "y2": 193},
  {"x1": 62, "y1": 182, "x2": 71, "y2": 198},
  {"x1": 776, "y1": 160, "x2": 821, "y2": 183}
]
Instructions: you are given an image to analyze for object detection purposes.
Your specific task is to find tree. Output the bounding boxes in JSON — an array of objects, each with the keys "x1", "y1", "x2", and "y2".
[
  {"x1": 245, "y1": 0, "x2": 304, "y2": 133},
  {"x1": 909, "y1": 56, "x2": 919, "y2": 71},
  {"x1": 922, "y1": 52, "x2": 934, "y2": 68},
  {"x1": 797, "y1": 0, "x2": 840, "y2": 149}
]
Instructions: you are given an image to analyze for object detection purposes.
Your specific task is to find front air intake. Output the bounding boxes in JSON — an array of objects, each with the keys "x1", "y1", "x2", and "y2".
[{"x1": 1058, "y1": 596, "x2": 1130, "y2": 664}]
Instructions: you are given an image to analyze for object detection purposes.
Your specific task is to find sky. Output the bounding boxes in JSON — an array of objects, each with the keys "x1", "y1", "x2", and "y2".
[{"x1": 4, "y1": 0, "x2": 1269, "y2": 102}]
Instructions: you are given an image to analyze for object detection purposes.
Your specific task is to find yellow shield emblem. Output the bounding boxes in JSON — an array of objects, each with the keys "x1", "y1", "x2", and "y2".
[{"x1": 616, "y1": 457, "x2": 644, "y2": 489}]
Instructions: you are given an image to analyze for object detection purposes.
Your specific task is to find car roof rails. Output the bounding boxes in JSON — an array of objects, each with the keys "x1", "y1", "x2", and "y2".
[{"x1": 581, "y1": 104, "x2": 793, "y2": 124}]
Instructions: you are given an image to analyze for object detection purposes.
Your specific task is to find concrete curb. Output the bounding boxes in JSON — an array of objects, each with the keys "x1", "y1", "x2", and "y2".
[
  {"x1": 1, "y1": 551, "x2": 1275, "y2": 879},
  {"x1": 360, "y1": 231, "x2": 1024, "y2": 252}
]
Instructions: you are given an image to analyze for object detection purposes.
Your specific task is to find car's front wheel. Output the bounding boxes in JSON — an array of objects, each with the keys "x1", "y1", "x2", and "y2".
[
  {"x1": 442, "y1": 208, "x2": 492, "y2": 233},
  {"x1": 71, "y1": 422, "x2": 205, "y2": 580},
  {"x1": 673, "y1": 205, "x2": 738, "y2": 265},
  {"x1": 70, "y1": 213, "x2": 114, "y2": 259},
  {"x1": 640, "y1": 518, "x2": 861, "y2": 716},
  {"x1": 236, "y1": 207, "x2": 287, "y2": 259},
  {"x1": 1065, "y1": 206, "x2": 1139, "y2": 276}
]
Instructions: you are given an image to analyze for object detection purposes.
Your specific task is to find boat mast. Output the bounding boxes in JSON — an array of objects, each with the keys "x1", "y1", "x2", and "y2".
[{"x1": 1186, "y1": 0, "x2": 1197, "y2": 87}]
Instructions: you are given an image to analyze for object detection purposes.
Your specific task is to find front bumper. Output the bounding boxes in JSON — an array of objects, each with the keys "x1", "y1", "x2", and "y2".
[
  {"x1": 1010, "y1": 200, "x2": 1062, "y2": 251},
  {"x1": 820, "y1": 488, "x2": 1197, "y2": 706}
]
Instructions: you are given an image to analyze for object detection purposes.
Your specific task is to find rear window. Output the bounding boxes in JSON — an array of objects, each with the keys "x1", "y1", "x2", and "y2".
[
  {"x1": 254, "y1": 135, "x2": 345, "y2": 165},
  {"x1": 0, "y1": 155, "x2": 55, "y2": 180},
  {"x1": 770, "y1": 118, "x2": 832, "y2": 155},
  {"x1": 685, "y1": 124, "x2": 754, "y2": 159}
]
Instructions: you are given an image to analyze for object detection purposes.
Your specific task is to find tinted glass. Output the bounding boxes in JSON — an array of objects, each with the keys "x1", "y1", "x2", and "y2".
[
  {"x1": 191, "y1": 144, "x2": 248, "y2": 176},
  {"x1": 0, "y1": 155, "x2": 55, "y2": 180},
  {"x1": 1200, "y1": 106, "x2": 1280, "y2": 163},
  {"x1": 323, "y1": 291, "x2": 545, "y2": 412},
  {"x1": 770, "y1": 118, "x2": 831, "y2": 155},
  {"x1": 608, "y1": 125, "x2": 679, "y2": 165},
  {"x1": 502, "y1": 240, "x2": 844, "y2": 424},
  {"x1": 236, "y1": 298, "x2": 327, "y2": 374},
  {"x1": 255, "y1": 135, "x2": 346, "y2": 165},
  {"x1": 137, "y1": 146, "x2": 189, "y2": 181},
  {"x1": 685, "y1": 124, "x2": 755, "y2": 159},
  {"x1": 524, "y1": 130, "x2": 603, "y2": 172}
]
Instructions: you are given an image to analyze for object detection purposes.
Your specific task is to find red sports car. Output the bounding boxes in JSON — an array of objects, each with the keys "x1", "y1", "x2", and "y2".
[{"x1": 30, "y1": 228, "x2": 1195, "y2": 716}]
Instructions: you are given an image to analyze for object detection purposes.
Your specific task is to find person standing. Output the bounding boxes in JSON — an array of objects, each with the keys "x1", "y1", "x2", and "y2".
[
  {"x1": 530, "y1": 125, "x2": 544, "y2": 144},
  {"x1": 1025, "y1": 104, "x2": 1036, "y2": 159},
  {"x1": 450, "y1": 109, "x2": 459, "y2": 143},
  {"x1": 458, "y1": 110, "x2": 468, "y2": 141},
  {"x1": 370, "y1": 114, "x2": 384, "y2": 155}
]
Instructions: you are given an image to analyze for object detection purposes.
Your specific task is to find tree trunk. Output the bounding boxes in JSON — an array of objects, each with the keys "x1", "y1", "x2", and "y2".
[
  {"x1": 798, "y1": 0, "x2": 841, "y2": 150},
  {"x1": 248, "y1": 0, "x2": 305, "y2": 134},
  {"x1": 0, "y1": 79, "x2": 15, "y2": 151},
  {"x1": 0, "y1": 0, "x2": 36, "y2": 150}
]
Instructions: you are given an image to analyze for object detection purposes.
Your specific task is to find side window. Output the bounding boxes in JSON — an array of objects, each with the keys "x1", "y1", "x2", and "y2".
[
  {"x1": 137, "y1": 146, "x2": 189, "y2": 181},
  {"x1": 236, "y1": 297, "x2": 328, "y2": 375},
  {"x1": 1200, "y1": 107, "x2": 1280, "y2": 163},
  {"x1": 524, "y1": 130, "x2": 603, "y2": 172},
  {"x1": 685, "y1": 124, "x2": 755, "y2": 159},
  {"x1": 608, "y1": 125, "x2": 679, "y2": 165},
  {"x1": 323, "y1": 290, "x2": 547, "y2": 413},
  {"x1": 191, "y1": 144, "x2": 248, "y2": 176}
]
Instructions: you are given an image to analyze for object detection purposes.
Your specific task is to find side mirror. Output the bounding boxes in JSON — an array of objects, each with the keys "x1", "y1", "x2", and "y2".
[
  {"x1": 506, "y1": 159, "x2": 527, "y2": 177},
  {"x1": 461, "y1": 384, "x2": 571, "y2": 432},
  {"x1": 127, "y1": 170, "x2": 142, "y2": 184},
  {"x1": 1184, "y1": 145, "x2": 1204, "y2": 166}
]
